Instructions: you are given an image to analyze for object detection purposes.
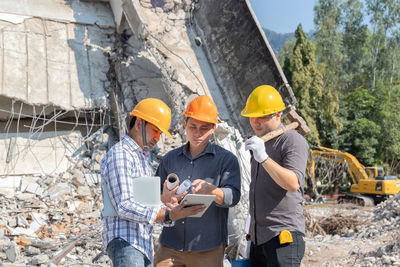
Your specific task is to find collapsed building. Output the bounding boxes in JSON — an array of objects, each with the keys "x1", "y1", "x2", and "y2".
[{"x1": 0, "y1": 0, "x2": 299, "y2": 265}]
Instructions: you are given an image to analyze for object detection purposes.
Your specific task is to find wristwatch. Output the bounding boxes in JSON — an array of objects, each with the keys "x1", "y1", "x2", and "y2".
[{"x1": 164, "y1": 209, "x2": 172, "y2": 224}]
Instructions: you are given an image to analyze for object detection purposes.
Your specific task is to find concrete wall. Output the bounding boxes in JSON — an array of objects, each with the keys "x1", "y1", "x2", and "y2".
[
  {"x1": 0, "y1": 131, "x2": 82, "y2": 175},
  {"x1": 192, "y1": 0, "x2": 296, "y2": 136},
  {"x1": 0, "y1": 0, "x2": 114, "y2": 175},
  {"x1": 0, "y1": 0, "x2": 114, "y2": 112}
]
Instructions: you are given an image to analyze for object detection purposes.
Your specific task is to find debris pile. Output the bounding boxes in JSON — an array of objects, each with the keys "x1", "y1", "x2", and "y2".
[
  {"x1": 303, "y1": 198, "x2": 400, "y2": 266},
  {"x1": 357, "y1": 194, "x2": 400, "y2": 239},
  {"x1": 304, "y1": 204, "x2": 368, "y2": 238},
  {"x1": 354, "y1": 231, "x2": 400, "y2": 267},
  {"x1": 0, "y1": 132, "x2": 111, "y2": 266},
  {"x1": 349, "y1": 194, "x2": 400, "y2": 266},
  {"x1": 305, "y1": 211, "x2": 361, "y2": 237}
]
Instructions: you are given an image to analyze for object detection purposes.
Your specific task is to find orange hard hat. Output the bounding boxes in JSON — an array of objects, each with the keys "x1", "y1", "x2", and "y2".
[
  {"x1": 130, "y1": 98, "x2": 172, "y2": 137},
  {"x1": 183, "y1": 95, "x2": 218, "y2": 124}
]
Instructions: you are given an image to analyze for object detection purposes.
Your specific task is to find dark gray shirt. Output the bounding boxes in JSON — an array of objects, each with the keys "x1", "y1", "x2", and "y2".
[
  {"x1": 249, "y1": 128, "x2": 309, "y2": 245},
  {"x1": 156, "y1": 142, "x2": 241, "y2": 252}
]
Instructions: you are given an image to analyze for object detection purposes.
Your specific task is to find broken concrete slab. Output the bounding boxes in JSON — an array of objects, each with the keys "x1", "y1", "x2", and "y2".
[
  {"x1": 31, "y1": 237, "x2": 57, "y2": 249},
  {"x1": 15, "y1": 193, "x2": 36, "y2": 201},
  {"x1": 5, "y1": 241, "x2": 20, "y2": 262},
  {"x1": 47, "y1": 183, "x2": 71, "y2": 200},
  {"x1": 85, "y1": 173, "x2": 101, "y2": 186},
  {"x1": 1, "y1": 264, "x2": 27, "y2": 267},
  {"x1": 31, "y1": 254, "x2": 49, "y2": 265},
  {"x1": 0, "y1": 176, "x2": 21, "y2": 196},
  {"x1": 0, "y1": 7, "x2": 113, "y2": 143},
  {"x1": 16, "y1": 215, "x2": 29, "y2": 228},
  {"x1": 20, "y1": 177, "x2": 44, "y2": 197},
  {"x1": 0, "y1": 132, "x2": 83, "y2": 175},
  {"x1": 25, "y1": 245, "x2": 40, "y2": 256},
  {"x1": 122, "y1": 0, "x2": 150, "y2": 40},
  {"x1": 0, "y1": 251, "x2": 7, "y2": 261},
  {"x1": 0, "y1": 237, "x2": 11, "y2": 250},
  {"x1": 29, "y1": 213, "x2": 47, "y2": 233},
  {"x1": 0, "y1": 0, "x2": 115, "y2": 28},
  {"x1": 6, "y1": 226, "x2": 37, "y2": 238},
  {"x1": 77, "y1": 185, "x2": 92, "y2": 196},
  {"x1": 80, "y1": 211, "x2": 101, "y2": 220}
]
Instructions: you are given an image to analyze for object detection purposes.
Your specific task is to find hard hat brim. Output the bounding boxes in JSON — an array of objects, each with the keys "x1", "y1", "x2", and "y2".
[{"x1": 130, "y1": 110, "x2": 172, "y2": 138}]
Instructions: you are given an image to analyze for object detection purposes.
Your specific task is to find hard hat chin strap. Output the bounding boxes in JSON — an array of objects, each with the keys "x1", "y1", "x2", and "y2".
[{"x1": 142, "y1": 120, "x2": 149, "y2": 151}]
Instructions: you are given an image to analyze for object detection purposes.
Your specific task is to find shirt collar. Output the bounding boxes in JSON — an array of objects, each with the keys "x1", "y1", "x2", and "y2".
[
  {"x1": 180, "y1": 142, "x2": 216, "y2": 160},
  {"x1": 122, "y1": 134, "x2": 148, "y2": 156}
]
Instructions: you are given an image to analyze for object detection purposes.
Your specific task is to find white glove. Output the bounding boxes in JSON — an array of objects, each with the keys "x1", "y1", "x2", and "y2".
[{"x1": 244, "y1": 136, "x2": 269, "y2": 163}]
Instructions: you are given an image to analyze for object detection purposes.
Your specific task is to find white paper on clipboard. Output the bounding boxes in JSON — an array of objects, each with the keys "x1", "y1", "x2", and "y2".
[{"x1": 181, "y1": 194, "x2": 216, "y2": 218}]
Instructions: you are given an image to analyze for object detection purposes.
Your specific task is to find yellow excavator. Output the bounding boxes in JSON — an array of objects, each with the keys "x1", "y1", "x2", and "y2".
[{"x1": 307, "y1": 146, "x2": 400, "y2": 206}]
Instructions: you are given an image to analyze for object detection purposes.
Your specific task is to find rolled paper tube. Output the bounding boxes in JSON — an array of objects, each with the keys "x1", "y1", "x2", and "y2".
[{"x1": 166, "y1": 173, "x2": 180, "y2": 190}]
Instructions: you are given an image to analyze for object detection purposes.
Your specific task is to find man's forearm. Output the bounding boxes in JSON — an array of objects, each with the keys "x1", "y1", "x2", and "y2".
[
  {"x1": 261, "y1": 158, "x2": 299, "y2": 192},
  {"x1": 154, "y1": 208, "x2": 166, "y2": 223},
  {"x1": 211, "y1": 187, "x2": 224, "y2": 205}
]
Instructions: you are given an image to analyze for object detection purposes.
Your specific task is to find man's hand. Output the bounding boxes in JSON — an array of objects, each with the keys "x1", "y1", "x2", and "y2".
[
  {"x1": 191, "y1": 179, "x2": 217, "y2": 195},
  {"x1": 167, "y1": 197, "x2": 205, "y2": 221},
  {"x1": 161, "y1": 180, "x2": 186, "y2": 204},
  {"x1": 245, "y1": 136, "x2": 268, "y2": 163},
  {"x1": 191, "y1": 179, "x2": 224, "y2": 205}
]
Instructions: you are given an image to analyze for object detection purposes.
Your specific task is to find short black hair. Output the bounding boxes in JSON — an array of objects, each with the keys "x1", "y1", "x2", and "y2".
[{"x1": 129, "y1": 116, "x2": 137, "y2": 130}]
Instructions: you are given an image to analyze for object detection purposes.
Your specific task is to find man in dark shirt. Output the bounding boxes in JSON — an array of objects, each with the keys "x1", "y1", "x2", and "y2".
[
  {"x1": 154, "y1": 95, "x2": 241, "y2": 267},
  {"x1": 241, "y1": 85, "x2": 309, "y2": 267}
]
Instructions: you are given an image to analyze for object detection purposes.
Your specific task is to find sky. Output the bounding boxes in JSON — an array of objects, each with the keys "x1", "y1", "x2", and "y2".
[{"x1": 248, "y1": 0, "x2": 318, "y2": 34}]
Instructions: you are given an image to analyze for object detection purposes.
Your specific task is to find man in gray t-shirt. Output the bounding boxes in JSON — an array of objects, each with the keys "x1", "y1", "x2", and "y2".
[{"x1": 241, "y1": 85, "x2": 309, "y2": 267}]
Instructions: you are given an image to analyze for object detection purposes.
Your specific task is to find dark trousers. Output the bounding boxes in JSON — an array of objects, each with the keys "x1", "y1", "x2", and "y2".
[{"x1": 250, "y1": 232, "x2": 305, "y2": 267}]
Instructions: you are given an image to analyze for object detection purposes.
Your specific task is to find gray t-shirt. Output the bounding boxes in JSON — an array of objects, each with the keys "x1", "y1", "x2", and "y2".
[{"x1": 249, "y1": 128, "x2": 309, "y2": 245}]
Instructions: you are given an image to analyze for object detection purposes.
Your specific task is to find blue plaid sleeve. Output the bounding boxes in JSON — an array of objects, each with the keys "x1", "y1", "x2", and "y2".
[{"x1": 106, "y1": 148, "x2": 160, "y2": 224}]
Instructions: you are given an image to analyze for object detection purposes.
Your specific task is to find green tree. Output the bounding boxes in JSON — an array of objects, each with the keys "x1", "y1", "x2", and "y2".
[
  {"x1": 314, "y1": 0, "x2": 344, "y2": 90},
  {"x1": 374, "y1": 85, "x2": 400, "y2": 174},
  {"x1": 341, "y1": 0, "x2": 369, "y2": 91},
  {"x1": 366, "y1": 0, "x2": 400, "y2": 87},
  {"x1": 283, "y1": 24, "x2": 341, "y2": 145},
  {"x1": 313, "y1": 0, "x2": 344, "y2": 147},
  {"x1": 340, "y1": 88, "x2": 380, "y2": 165},
  {"x1": 386, "y1": 34, "x2": 400, "y2": 87}
]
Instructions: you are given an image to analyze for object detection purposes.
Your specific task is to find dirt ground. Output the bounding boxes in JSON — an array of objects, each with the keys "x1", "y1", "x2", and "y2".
[{"x1": 301, "y1": 203, "x2": 391, "y2": 267}]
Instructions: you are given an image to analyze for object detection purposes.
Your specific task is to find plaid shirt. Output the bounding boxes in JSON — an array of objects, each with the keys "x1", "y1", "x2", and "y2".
[{"x1": 101, "y1": 135, "x2": 161, "y2": 261}]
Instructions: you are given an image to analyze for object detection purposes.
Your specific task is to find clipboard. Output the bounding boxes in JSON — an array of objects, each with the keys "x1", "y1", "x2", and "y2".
[{"x1": 181, "y1": 194, "x2": 216, "y2": 218}]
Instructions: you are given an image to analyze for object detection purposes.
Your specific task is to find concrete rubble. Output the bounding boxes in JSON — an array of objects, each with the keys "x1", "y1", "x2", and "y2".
[
  {"x1": 0, "y1": 132, "x2": 111, "y2": 266},
  {"x1": 303, "y1": 195, "x2": 400, "y2": 267},
  {"x1": 350, "y1": 194, "x2": 400, "y2": 267},
  {"x1": 1, "y1": 0, "x2": 398, "y2": 266}
]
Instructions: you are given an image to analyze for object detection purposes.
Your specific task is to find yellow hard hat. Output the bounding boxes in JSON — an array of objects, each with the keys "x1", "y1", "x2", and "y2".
[
  {"x1": 183, "y1": 95, "x2": 218, "y2": 124},
  {"x1": 241, "y1": 85, "x2": 286, "y2": 117},
  {"x1": 130, "y1": 98, "x2": 172, "y2": 137}
]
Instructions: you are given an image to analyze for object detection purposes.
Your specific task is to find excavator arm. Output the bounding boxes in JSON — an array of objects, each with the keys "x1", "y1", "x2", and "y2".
[{"x1": 309, "y1": 147, "x2": 369, "y2": 184}]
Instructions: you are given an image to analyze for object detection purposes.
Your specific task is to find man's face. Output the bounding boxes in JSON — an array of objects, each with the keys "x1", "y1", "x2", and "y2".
[
  {"x1": 144, "y1": 122, "x2": 162, "y2": 150},
  {"x1": 184, "y1": 117, "x2": 216, "y2": 148},
  {"x1": 249, "y1": 113, "x2": 281, "y2": 137}
]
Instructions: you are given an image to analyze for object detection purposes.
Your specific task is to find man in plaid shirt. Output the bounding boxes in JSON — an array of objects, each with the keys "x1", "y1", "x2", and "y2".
[{"x1": 101, "y1": 98, "x2": 205, "y2": 267}]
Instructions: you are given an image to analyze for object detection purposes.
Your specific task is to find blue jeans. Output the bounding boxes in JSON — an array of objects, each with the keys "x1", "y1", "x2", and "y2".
[
  {"x1": 250, "y1": 231, "x2": 305, "y2": 267},
  {"x1": 106, "y1": 238, "x2": 152, "y2": 267}
]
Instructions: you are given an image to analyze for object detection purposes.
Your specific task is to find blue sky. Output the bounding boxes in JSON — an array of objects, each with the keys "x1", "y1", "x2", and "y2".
[{"x1": 248, "y1": 0, "x2": 318, "y2": 34}]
